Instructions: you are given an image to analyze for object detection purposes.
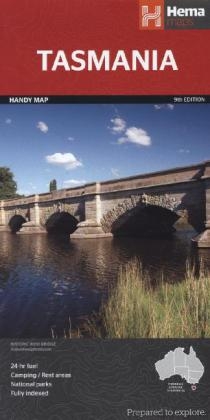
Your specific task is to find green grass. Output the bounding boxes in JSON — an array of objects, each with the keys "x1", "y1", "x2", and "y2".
[{"x1": 88, "y1": 259, "x2": 210, "y2": 339}]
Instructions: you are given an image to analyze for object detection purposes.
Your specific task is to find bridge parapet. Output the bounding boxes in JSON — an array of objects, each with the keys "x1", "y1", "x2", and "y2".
[
  {"x1": 3, "y1": 195, "x2": 37, "y2": 207},
  {"x1": 99, "y1": 161, "x2": 208, "y2": 194},
  {"x1": 201, "y1": 160, "x2": 210, "y2": 178}
]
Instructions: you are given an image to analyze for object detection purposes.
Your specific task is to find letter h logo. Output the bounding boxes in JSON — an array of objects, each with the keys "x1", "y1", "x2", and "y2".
[{"x1": 139, "y1": 0, "x2": 164, "y2": 30}]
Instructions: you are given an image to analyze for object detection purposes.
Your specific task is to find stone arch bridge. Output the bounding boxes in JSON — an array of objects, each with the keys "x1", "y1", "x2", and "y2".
[{"x1": 0, "y1": 161, "x2": 210, "y2": 247}]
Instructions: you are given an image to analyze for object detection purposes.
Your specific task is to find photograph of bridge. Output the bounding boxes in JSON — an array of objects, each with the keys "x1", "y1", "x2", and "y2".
[
  {"x1": 0, "y1": 103, "x2": 209, "y2": 338},
  {"x1": 0, "y1": 161, "x2": 210, "y2": 246}
]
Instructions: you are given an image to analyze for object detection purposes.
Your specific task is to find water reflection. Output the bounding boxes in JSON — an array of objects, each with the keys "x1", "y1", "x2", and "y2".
[{"x1": 0, "y1": 230, "x2": 209, "y2": 338}]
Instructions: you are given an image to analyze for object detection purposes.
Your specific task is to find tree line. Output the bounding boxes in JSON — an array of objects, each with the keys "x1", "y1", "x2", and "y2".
[
  {"x1": 0, "y1": 167, "x2": 18, "y2": 200},
  {"x1": 0, "y1": 167, "x2": 57, "y2": 200}
]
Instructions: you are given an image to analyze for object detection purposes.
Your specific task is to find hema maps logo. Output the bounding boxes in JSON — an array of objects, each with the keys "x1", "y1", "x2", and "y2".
[
  {"x1": 155, "y1": 346, "x2": 204, "y2": 391},
  {"x1": 140, "y1": 0, "x2": 164, "y2": 29},
  {"x1": 139, "y1": 0, "x2": 210, "y2": 30},
  {"x1": 142, "y1": 5, "x2": 162, "y2": 28}
]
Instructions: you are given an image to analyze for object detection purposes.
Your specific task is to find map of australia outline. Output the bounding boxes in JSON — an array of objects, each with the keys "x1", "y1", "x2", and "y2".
[{"x1": 155, "y1": 347, "x2": 204, "y2": 384}]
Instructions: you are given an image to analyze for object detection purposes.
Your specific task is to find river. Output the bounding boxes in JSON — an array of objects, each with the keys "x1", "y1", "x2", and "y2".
[{"x1": 0, "y1": 230, "x2": 209, "y2": 338}]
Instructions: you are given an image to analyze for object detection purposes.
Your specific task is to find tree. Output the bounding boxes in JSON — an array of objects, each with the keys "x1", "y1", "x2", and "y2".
[
  {"x1": 49, "y1": 179, "x2": 57, "y2": 192},
  {"x1": 0, "y1": 167, "x2": 17, "y2": 200}
]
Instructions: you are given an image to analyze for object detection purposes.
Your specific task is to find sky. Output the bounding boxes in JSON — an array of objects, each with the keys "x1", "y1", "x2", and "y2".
[{"x1": 0, "y1": 103, "x2": 209, "y2": 196}]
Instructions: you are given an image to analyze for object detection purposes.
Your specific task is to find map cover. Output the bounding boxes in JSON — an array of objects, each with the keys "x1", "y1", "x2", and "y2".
[{"x1": 0, "y1": 1, "x2": 210, "y2": 419}]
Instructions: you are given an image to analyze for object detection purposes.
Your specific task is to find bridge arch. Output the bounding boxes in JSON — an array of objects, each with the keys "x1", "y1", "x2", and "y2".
[
  {"x1": 101, "y1": 193, "x2": 182, "y2": 237},
  {"x1": 9, "y1": 215, "x2": 27, "y2": 233},
  {"x1": 45, "y1": 211, "x2": 78, "y2": 235}
]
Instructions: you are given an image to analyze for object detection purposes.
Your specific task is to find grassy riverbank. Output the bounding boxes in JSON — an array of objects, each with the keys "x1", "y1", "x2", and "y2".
[{"x1": 87, "y1": 260, "x2": 210, "y2": 338}]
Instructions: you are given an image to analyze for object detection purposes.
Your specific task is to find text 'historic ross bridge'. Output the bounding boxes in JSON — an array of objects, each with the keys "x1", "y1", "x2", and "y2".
[{"x1": 0, "y1": 161, "x2": 210, "y2": 247}]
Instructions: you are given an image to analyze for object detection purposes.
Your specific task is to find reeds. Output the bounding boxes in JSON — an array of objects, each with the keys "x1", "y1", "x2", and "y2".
[{"x1": 91, "y1": 259, "x2": 210, "y2": 338}]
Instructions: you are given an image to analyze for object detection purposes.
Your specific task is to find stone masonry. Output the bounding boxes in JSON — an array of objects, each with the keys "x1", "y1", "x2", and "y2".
[{"x1": 0, "y1": 161, "x2": 210, "y2": 247}]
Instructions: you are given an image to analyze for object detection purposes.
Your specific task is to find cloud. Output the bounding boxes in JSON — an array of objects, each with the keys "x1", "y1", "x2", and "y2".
[
  {"x1": 110, "y1": 117, "x2": 126, "y2": 134},
  {"x1": 46, "y1": 152, "x2": 82, "y2": 170},
  {"x1": 5, "y1": 118, "x2": 12, "y2": 124},
  {"x1": 17, "y1": 189, "x2": 30, "y2": 196},
  {"x1": 109, "y1": 115, "x2": 151, "y2": 147},
  {"x1": 178, "y1": 148, "x2": 190, "y2": 153},
  {"x1": 118, "y1": 127, "x2": 151, "y2": 147},
  {"x1": 154, "y1": 104, "x2": 174, "y2": 111},
  {"x1": 111, "y1": 168, "x2": 120, "y2": 178},
  {"x1": 37, "y1": 121, "x2": 49, "y2": 133},
  {"x1": 17, "y1": 182, "x2": 38, "y2": 196},
  {"x1": 68, "y1": 136, "x2": 75, "y2": 141},
  {"x1": 28, "y1": 182, "x2": 37, "y2": 190},
  {"x1": 63, "y1": 179, "x2": 86, "y2": 187}
]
